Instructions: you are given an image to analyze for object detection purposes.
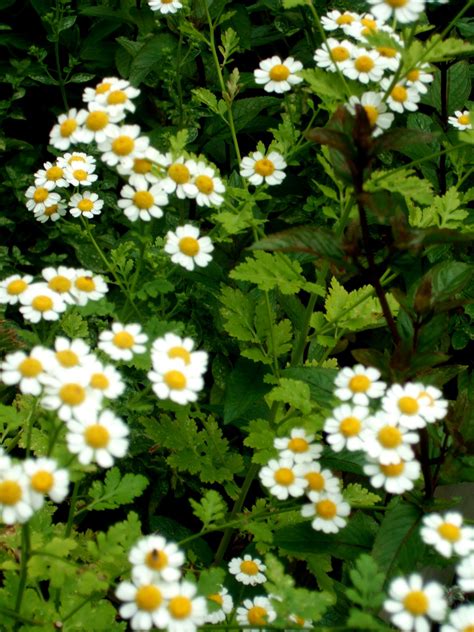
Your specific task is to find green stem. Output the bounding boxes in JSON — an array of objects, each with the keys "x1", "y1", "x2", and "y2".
[
  {"x1": 47, "y1": 420, "x2": 63, "y2": 457},
  {"x1": 65, "y1": 480, "x2": 80, "y2": 538},
  {"x1": 53, "y1": 2, "x2": 68, "y2": 111},
  {"x1": 14, "y1": 523, "x2": 30, "y2": 620},
  {"x1": 24, "y1": 398, "x2": 38, "y2": 458}
]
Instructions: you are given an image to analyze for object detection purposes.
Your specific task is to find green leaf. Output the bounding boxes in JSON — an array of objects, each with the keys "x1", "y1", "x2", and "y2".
[
  {"x1": 230, "y1": 251, "x2": 310, "y2": 295},
  {"x1": 28, "y1": 537, "x2": 78, "y2": 588},
  {"x1": 300, "y1": 68, "x2": 360, "y2": 104},
  {"x1": 281, "y1": 367, "x2": 337, "y2": 410},
  {"x1": 59, "y1": 310, "x2": 89, "y2": 339},
  {"x1": 88, "y1": 512, "x2": 142, "y2": 579},
  {"x1": 128, "y1": 33, "x2": 178, "y2": 84},
  {"x1": 189, "y1": 489, "x2": 227, "y2": 528},
  {"x1": 224, "y1": 359, "x2": 272, "y2": 424},
  {"x1": 192, "y1": 87, "x2": 220, "y2": 115},
  {"x1": 197, "y1": 567, "x2": 226, "y2": 599},
  {"x1": 421, "y1": 36, "x2": 474, "y2": 62},
  {"x1": 423, "y1": 61, "x2": 471, "y2": 113},
  {"x1": 343, "y1": 484, "x2": 382, "y2": 508},
  {"x1": 87, "y1": 467, "x2": 148, "y2": 510},
  {"x1": 347, "y1": 609, "x2": 391, "y2": 630},
  {"x1": 282, "y1": 0, "x2": 307, "y2": 7},
  {"x1": 346, "y1": 554, "x2": 385, "y2": 610},
  {"x1": 266, "y1": 378, "x2": 312, "y2": 414},
  {"x1": 366, "y1": 169, "x2": 433, "y2": 205},
  {"x1": 410, "y1": 187, "x2": 469, "y2": 230},
  {"x1": 220, "y1": 286, "x2": 258, "y2": 343},
  {"x1": 243, "y1": 419, "x2": 278, "y2": 465}
]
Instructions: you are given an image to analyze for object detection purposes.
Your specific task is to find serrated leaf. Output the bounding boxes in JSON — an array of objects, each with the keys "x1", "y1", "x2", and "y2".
[
  {"x1": 220, "y1": 286, "x2": 257, "y2": 343},
  {"x1": 244, "y1": 418, "x2": 278, "y2": 464},
  {"x1": 366, "y1": 169, "x2": 433, "y2": 205},
  {"x1": 410, "y1": 187, "x2": 469, "y2": 230},
  {"x1": 347, "y1": 609, "x2": 391, "y2": 630},
  {"x1": 189, "y1": 490, "x2": 227, "y2": 528},
  {"x1": 192, "y1": 87, "x2": 220, "y2": 114},
  {"x1": 59, "y1": 310, "x2": 89, "y2": 339},
  {"x1": 343, "y1": 484, "x2": 381, "y2": 508},
  {"x1": 346, "y1": 554, "x2": 385, "y2": 610},
  {"x1": 230, "y1": 251, "x2": 307, "y2": 295},
  {"x1": 88, "y1": 467, "x2": 148, "y2": 510},
  {"x1": 266, "y1": 378, "x2": 312, "y2": 414}
]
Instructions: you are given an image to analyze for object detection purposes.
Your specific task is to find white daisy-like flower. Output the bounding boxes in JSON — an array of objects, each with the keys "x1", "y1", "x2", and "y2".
[
  {"x1": 313, "y1": 38, "x2": 354, "y2": 72},
  {"x1": 193, "y1": 161, "x2": 226, "y2": 207},
  {"x1": 254, "y1": 55, "x2": 303, "y2": 94},
  {"x1": 151, "y1": 333, "x2": 208, "y2": 375},
  {"x1": 456, "y1": 554, "x2": 474, "y2": 593},
  {"x1": 82, "y1": 77, "x2": 119, "y2": 104},
  {"x1": 70, "y1": 270, "x2": 108, "y2": 306},
  {"x1": 448, "y1": 110, "x2": 472, "y2": 131},
  {"x1": 363, "y1": 458, "x2": 421, "y2": 494},
  {"x1": 66, "y1": 409, "x2": 129, "y2": 468},
  {"x1": 420, "y1": 512, "x2": 474, "y2": 559},
  {"x1": 148, "y1": 359, "x2": 204, "y2": 405},
  {"x1": 343, "y1": 48, "x2": 387, "y2": 84},
  {"x1": 75, "y1": 104, "x2": 124, "y2": 144},
  {"x1": 159, "y1": 155, "x2": 198, "y2": 200},
  {"x1": 384, "y1": 574, "x2": 447, "y2": 631},
  {"x1": 236, "y1": 596, "x2": 276, "y2": 632},
  {"x1": 118, "y1": 181, "x2": 168, "y2": 222},
  {"x1": 57, "y1": 152, "x2": 96, "y2": 169},
  {"x1": 301, "y1": 491, "x2": 350, "y2": 533},
  {"x1": 24, "y1": 458, "x2": 69, "y2": 510},
  {"x1": 69, "y1": 191, "x2": 104, "y2": 219},
  {"x1": 259, "y1": 457, "x2": 308, "y2": 500},
  {"x1": 0, "y1": 464, "x2": 34, "y2": 524},
  {"x1": 50, "y1": 336, "x2": 94, "y2": 372},
  {"x1": 116, "y1": 573, "x2": 168, "y2": 631},
  {"x1": 129, "y1": 535, "x2": 185, "y2": 583},
  {"x1": 34, "y1": 161, "x2": 69, "y2": 190},
  {"x1": 347, "y1": 92, "x2": 394, "y2": 137},
  {"x1": 34, "y1": 199, "x2": 67, "y2": 223},
  {"x1": 0, "y1": 347, "x2": 53, "y2": 395},
  {"x1": 404, "y1": 65, "x2": 433, "y2": 94},
  {"x1": 345, "y1": 13, "x2": 384, "y2": 41},
  {"x1": 300, "y1": 461, "x2": 341, "y2": 498},
  {"x1": 367, "y1": 0, "x2": 426, "y2": 24},
  {"x1": 372, "y1": 31, "x2": 403, "y2": 72},
  {"x1": 334, "y1": 364, "x2": 386, "y2": 405},
  {"x1": 117, "y1": 147, "x2": 165, "y2": 187},
  {"x1": 98, "y1": 323, "x2": 148, "y2": 362},
  {"x1": 441, "y1": 604, "x2": 474, "y2": 632},
  {"x1": 382, "y1": 383, "x2": 433, "y2": 429},
  {"x1": 415, "y1": 385, "x2": 448, "y2": 423},
  {"x1": 274, "y1": 427, "x2": 322, "y2": 463},
  {"x1": 64, "y1": 160, "x2": 98, "y2": 187},
  {"x1": 324, "y1": 404, "x2": 370, "y2": 452},
  {"x1": 382, "y1": 79, "x2": 421, "y2": 114},
  {"x1": 162, "y1": 581, "x2": 208, "y2": 632},
  {"x1": 240, "y1": 150, "x2": 286, "y2": 186},
  {"x1": 288, "y1": 614, "x2": 313, "y2": 629},
  {"x1": 19, "y1": 284, "x2": 67, "y2": 323},
  {"x1": 99, "y1": 124, "x2": 149, "y2": 171},
  {"x1": 228, "y1": 555, "x2": 266, "y2": 586},
  {"x1": 41, "y1": 368, "x2": 101, "y2": 422},
  {"x1": 41, "y1": 266, "x2": 77, "y2": 304},
  {"x1": 25, "y1": 186, "x2": 60, "y2": 214},
  {"x1": 321, "y1": 10, "x2": 360, "y2": 31},
  {"x1": 87, "y1": 360, "x2": 125, "y2": 400},
  {"x1": 94, "y1": 79, "x2": 140, "y2": 118},
  {"x1": 164, "y1": 224, "x2": 214, "y2": 271},
  {"x1": 205, "y1": 587, "x2": 233, "y2": 624},
  {"x1": 148, "y1": 0, "x2": 183, "y2": 14},
  {"x1": 0, "y1": 274, "x2": 33, "y2": 305},
  {"x1": 49, "y1": 108, "x2": 82, "y2": 150},
  {"x1": 360, "y1": 413, "x2": 419, "y2": 464}
]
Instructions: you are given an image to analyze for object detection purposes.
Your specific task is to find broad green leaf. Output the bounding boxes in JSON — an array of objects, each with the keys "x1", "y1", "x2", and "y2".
[
  {"x1": 343, "y1": 483, "x2": 382, "y2": 508},
  {"x1": 224, "y1": 359, "x2": 272, "y2": 424},
  {"x1": 189, "y1": 489, "x2": 227, "y2": 528},
  {"x1": 87, "y1": 467, "x2": 148, "y2": 510},
  {"x1": 198, "y1": 568, "x2": 226, "y2": 610},
  {"x1": 281, "y1": 367, "x2": 337, "y2": 409},
  {"x1": 282, "y1": 0, "x2": 307, "y2": 7},
  {"x1": 366, "y1": 169, "x2": 433, "y2": 205},
  {"x1": 230, "y1": 251, "x2": 310, "y2": 295},
  {"x1": 423, "y1": 61, "x2": 471, "y2": 113},
  {"x1": 300, "y1": 68, "x2": 360, "y2": 104},
  {"x1": 266, "y1": 378, "x2": 312, "y2": 414},
  {"x1": 128, "y1": 33, "x2": 178, "y2": 84}
]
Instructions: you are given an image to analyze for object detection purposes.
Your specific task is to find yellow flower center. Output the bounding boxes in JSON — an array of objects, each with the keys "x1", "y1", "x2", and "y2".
[
  {"x1": 19, "y1": 357, "x2": 43, "y2": 377},
  {"x1": 437, "y1": 522, "x2": 461, "y2": 542},
  {"x1": 56, "y1": 350, "x2": 79, "y2": 368},
  {"x1": 78, "y1": 199, "x2": 94, "y2": 213},
  {"x1": 44, "y1": 204, "x2": 58, "y2": 217},
  {"x1": 168, "y1": 163, "x2": 190, "y2": 184},
  {"x1": 378, "y1": 425, "x2": 402, "y2": 448},
  {"x1": 458, "y1": 114, "x2": 470, "y2": 126},
  {"x1": 68, "y1": 154, "x2": 85, "y2": 164},
  {"x1": 95, "y1": 81, "x2": 111, "y2": 94},
  {"x1": 380, "y1": 461, "x2": 405, "y2": 476},
  {"x1": 31, "y1": 470, "x2": 54, "y2": 493},
  {"x1": 179, "y1": 236, "x2": 200, "y2": 257},
  {"x1": 195, "y1": 175, "x2": 214, "y2": 194},
  {"x1": 336, "y1": 13, "x2": 354, "y2": 24},
  {"x1": 378, "y1": 46, "x2": 397, "y2": 58},
  {"x1": 463, "y1": 627, "x2": 474, "y2": 632},
  {"x1": 86, "y1": 111, "x2": 109, "y2": 131},
  {"x1": 348, "y1": 375, "x2": 371, "y2": 392},
  {"x1": 145, "y1": 548, "x2": 168, "y2": 570},
  {"x1": 48, "y1": 275, "x2": 71, "y2": 293},
  {"x1": 113, "y1": 331, "x2": 135, "y2": 349},
  {"x1": 288, "y1": 437, "x2": 309, "y2": 453},
  {"x1": 208, "y1": 593, "x2": 223, "y2": 605},
  {"x1": 387, "y1": 0, "x2": 407, "y2": 7},
  {"x1": 254, "y1": 158, "x2": 275, "y2": 177},
  {"x1": 331, "y1": 46, "x2": 350, "y2": 62},
  {"x1": 355, "y1": 55, "x2": 375, "y2": 73},
  {"x1": 361, "y1": 17, "x2": 377, "y2": 30},
  {"x1": 364, "y1": 105, "x2": 379, "y2": 127},
  {"x1": 85, "y1": 424, "x2": 110, "y2": 449},
  {"x1": 403, "y1": 591, "x2": 428, "y2": 616},
  {"x1": 406, "y1": 69, "x2": 420, "y2": 82},
  {"x1": 7, "y1": 279, "x2": 27, "y2": 295},
  {"x1": 60, "y1": 118, "x2": 77, "y2": 137},
  {"x1": 33, "y1": 187, "x2": 49, "y2": 203},
  {"x1": 306, "y1": 472, "x2": 325, "y2": 492},
  {"x1": 391, "y1": 86, "x2": 408, "y2": 103},
  {"x1": 248, "y1": 606, "x2": 268, "y2": 625},
  {"x1": 269, "y1": 64, "x2": 290, "y2": 81},
  {"x1": 168, "y1": 596, "x2": 192, "y2": 619},
  {"x1": 107, "y1": 90, "x2": 127, "y2": 105},
  {"x1": 168, "y1": 346, "x2": 191, "y2": 364},
  {"x1": 133, "y1": 158, "x2": 152, "y2": 174},
  {"x1": 0, "y1": 481, "x2": 22, "y2": 505},
  {"x1": 274, "y1": 467, "x2": 295, "y2": 486},
  {"x1": 73, "y1": 169, "x2": 88, "y2": 181},
  {"x1": 135, "y1": 585, "x2": 163, "y2": 611},
  {"x1": 59, "y1": 383, "x2": 86, "y2": 406},
  {"x1": 316, "y1": 499, "x2": 337, "y2": 519},
  {"x1": 75, "y1": 276, "x2": 96, "y2": 292},
  {"x1": 32, "y1": 295, "x2": 53, "y2": 312},
  {"x1": 340, "y1": 416, "x2": 362, "y2": 437},
  {"x1": 398, "y1": 396, "x2": 419, "y2": 415},
  {"x1": 90, "y1": 373, "x2": 110, "y2": 390},
  {"x1": 164, "y1": 370, "x2": 187, "y2": 390},
  {"x1": 293, "y1": 615, "x2": 306, "y2": 627},
  {"x1": 46, "y1": 165, "x2": 64, "y2": 180},
  {"x1": 112, "y1": 136, "x2": 135, "y2": 156},
  {"x1": 240, "y1": 560, "x2": 259, "y2": 575},
  {"x1": 133, "y1": 191, "x2": 154, "y2": 209}
]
